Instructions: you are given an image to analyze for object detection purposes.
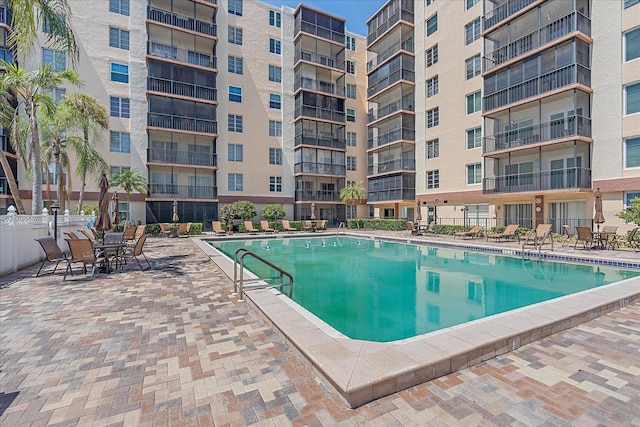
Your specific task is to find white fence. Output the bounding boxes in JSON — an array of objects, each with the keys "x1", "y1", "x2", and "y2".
[{"x1": 0, "y1": 206, "x2": 95, "y2": 277}]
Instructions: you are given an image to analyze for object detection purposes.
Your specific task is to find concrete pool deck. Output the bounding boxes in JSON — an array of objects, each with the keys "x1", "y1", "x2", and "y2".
[{"x1": 196, "y1": 232, "x2": 640, "y2": 408}]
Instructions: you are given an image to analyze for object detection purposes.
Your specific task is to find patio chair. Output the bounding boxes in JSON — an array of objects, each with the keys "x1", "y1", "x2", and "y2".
[
  {"x1": 64, "y1": 231, "x2": 81, "y2": 240},
  {"x1": 422, "y1": 222, "x2": 436, "y2": 234},
  {"x1": 212, "y1": 221, "x2": 227, "y2": 236},
  {"x1": 176, "y1": 223, "x2": 188, "y2": 236},
  {"x1": 315, "y1": 220, "x2": 327, "y2": 231},
  {"x1": 121, "y1": 234, "x2": 151, "y2": 271},
  {"x1": 600, "y1": 225, "x2": 619, "y2": 249},
  {"x1": 611, "y1": 227, "x2": 639, "y2": 252},
  {"x1": 35, "y1": 237, "x2": 69, "y2": 277},
  {"x1": 281, "y1": 219, "x2": 297, "y2": 232},
  {"x1": 574, "y1": 226, "x2": 593, "y2": 250},
  {"x1": 454, "y1": 225, "x2": 483, "y2": 239},
  {"x1": 64, "y1": 238, "x2": 101, "y2": 280},
  {"x1": 159, "y1": 223, "x2": 173, "y2": 238},
  {"x1": 79, "y1": 228, "x2": 98, "y2": 244},
  {"x1": 521, "y1": 223, "x2": 552, "y2": 247},
  {"x1": 405, "y1": 221, "x2": 419, "y2": 236},
  {"x1": 486, "y1": 224, "x2": 518, "y2": 242},
  {"x1": 244, "y1": 221, "x2": 259, "y2": 234},
  {"x1": 122, "y1": 226, "x2": 137, "y2": 243},
  {"x1": 302, "y1": 220, "x2": 314, "y2": 232},
  {"x1": 260, "y1": 220, "x2": 275, "y2": 233},
  {"x1": 561, "y1": 225, "x2": 576, "y2": 247},
  {"x1": 134, "y1": 225, "x2": 146, "y2": 239}
]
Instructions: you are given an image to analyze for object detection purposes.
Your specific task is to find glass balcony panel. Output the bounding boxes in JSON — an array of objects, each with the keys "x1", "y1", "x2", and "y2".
[
  {"x1": 483, "y1": 168, "x2": 591, "y2": 193},
  {"x1": 149, "y1": 183, "x2": 217, "y2": 199},
  {"x1": 483, "y1": 0, "x2": 537, "y2": 30},
  {"x1": 294, "y1": 162, "x2": 346, "y2": 176},
  {"x1": 367, "y1": 127, "x2": 415, "y2": 149},
  {"x1": 367, "y1": 158, "x2": 415, "y2": 175},
  {"x1": 147, "y1": 148, "x2": 216, "y2": 167}
]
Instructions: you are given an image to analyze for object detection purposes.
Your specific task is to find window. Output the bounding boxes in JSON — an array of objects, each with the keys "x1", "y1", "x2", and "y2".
[
  {"x1": 110, "y1": 131, "x2": 130, "y2": 153},
  {"x1": 347, "y1": 132, "x2": 356, "y2": 147},
  {"x1": 426, "y1": 75, "x2": 438, "y2": 97},
  {"x1": 346, "y1": 84, "x2": 357, "y2": 99},
  {"x1": 269, "y1": 93, "x2": 281, "y2": 109},
  {"x1": 228, "y1": 56, "x2": 243, "y2": 74},
  {"x1": 426, "y1": 0, "x2": 435, "y2": 5},
  {"x1": 426, "y1": 107, "x2": 439, "y2": 128},
  {"x1": 269, "y1": 38, "x2": 281, "y2": 55},
  {"x1": 269, "y1": 148, "x2": 282, "y2": 164},
  {"x1": 110, "y1": 97, "x2": 130, "y2": 118},
  {"x1": 269, "y1": 65, "x2": 282, "y2": 83},
  {"x1": 109, "y1": 0, "x2": 129, "y2": 16},
  {"x1": 346, "y1": 35, "x2": 356, "y2": 51},
  {"x1": 427, "y1": 139, "x2": 439, "y2": 158},
  {"x1": 269, "y1": 10, "x2": 281, "y2": 27},
  {"x1": 42, "y1": 49, "x2": 65, "y2": 72},
  {"x1": 110, "y1": 62, "x2": 129, "y2": 83},
  {"x1": 228, "y1": 173, "x2": 243, "y2": 191},
  {"x1": 426, "y1": 13, "x2": 438, "y2": 36},
  {"x1": 269, "y1": 120, "x2": 282, "y2": 137},
  {"x1": 228, "y1": 144, "x2": 243, "y2": 162},
  {"x1": 466, "y1": 91, "x2": 482, "y2": 114},
  {"x1": 109, "y1": 28, "x2": 129, "y2": 50},
  {"x1": 229, "y1": 85, "x2": 242, "y2": 103},
  {"x1": 426, "y1": 44, "x2": 438, "y2": 67},
  {"x1": 229, "y1": 0, "x2": 242, "y2": 16},
  {"x1": 110, "y1": 166, "x2": 130, "y2": 180},
  {"x1": 467, "y1": 163, "x2": 482, "y2": 184},
  {"x1": 346, "y1": 60, "x2": 356, "y2": 74},
  {"x1": 45, "y1": 87, "x2": 66, "y2": 104},
  {"x1": 228, "y1": 114, "x2": 243, "y2": 132},
  {"x1": 626, "y1": 27, "x2": 640, "y2": 62},
  {"x1": 465, "y1": 18, "x2": 481, "y2": 44},
  {"x1": 466, "y1": 54, "x2": 481, "y2": 79},
  {"x1": 625, "y1": 136, "x2": 640, "y2": 168},
  {"x1": 346, "y1": 108, "x2": 356, "y2": 122},
  {"x1": 466, "y1": 127, "x2": 482, "y2": 149},
  {"x1": 625, "y1": 192, "x2": 640, "y2": 207},
  {"x1": 347, "y1": 156, "x2": 356, "y2": 171},
  {"x1": 427, "y1": 170, "x2": 439, "y2": 189},
  {"x1": 625, "y1": 0, "x2": 639, "y2": 8},
  {"x1": 42, "y1": 14, "x2": 65, "y2": 34},
  {"x1": 228, "y1": 26, "x2": 243, "y2": 45},
  {"x1": 625, "y1": 82, "x2": 640, "y2": 114},
  {"x1": 466, "y1": 0, "x2": 479, "y2": 9},
  {"x1": 269, "y1": 176, "x2": 282, "y2": 192}
]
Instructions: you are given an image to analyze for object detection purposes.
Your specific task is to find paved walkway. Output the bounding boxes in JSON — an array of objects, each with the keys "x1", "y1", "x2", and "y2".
[{"x1": 1, "y1": 235, "x2": 639, "y2": 426}]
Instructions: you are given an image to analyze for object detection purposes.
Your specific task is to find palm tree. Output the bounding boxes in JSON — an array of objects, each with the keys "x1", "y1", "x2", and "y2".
[
  {"x1": 340, "y1": 181, "x2": 367, "y2": 220},
  {"x1": 0, "y1": 86, "x2": 26, "y2": 213},
  {"x1": 111, "y1": 169, "x2": 148, "y2": 225},
  {"x1": 0, "y1": 61, "x2": 80, "y2": 213}
]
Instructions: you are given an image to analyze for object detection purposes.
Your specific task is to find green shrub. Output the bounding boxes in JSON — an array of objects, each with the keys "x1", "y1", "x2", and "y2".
[
  {"x1": 145, "y1": 223, "x2": 161, "y2": 236},
  {"x1": 346, "y1": 219, "x2": 406, "y2": 231}
]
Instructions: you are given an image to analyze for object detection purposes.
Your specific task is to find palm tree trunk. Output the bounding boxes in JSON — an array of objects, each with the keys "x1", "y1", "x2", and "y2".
[
  {"x1": 56, "y1": 153, "x2": 63, "y2": 210},
  {"x1": 0, "y1": 148, "x2": 26, "y2": 213},
  {"x1": 27, "y1": 101, "x2": 42, "y2": 213},
  {"x1": 76, "y1": 128, "x2": 90, "y2": 213}
]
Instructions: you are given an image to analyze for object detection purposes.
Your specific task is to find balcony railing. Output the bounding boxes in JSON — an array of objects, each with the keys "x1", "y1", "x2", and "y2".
[
  {"x1": 484, "y1": 11, "x2": 591, "y2": 72},
  {"x1": 294, "y1": 162, "x2": 346, "y2": 176},
  {"x1": 294, "y1": 49, "x2": 345, "y2": 71},
  {"x1": 295, "y1": 190, "x2": 340, "y2": 202},
  {"x1": 294, "y1": 77, "x2": 345, "y2": 97},
  {"x1": 149, "y1": 184, "x2": 217, "y2": 199},
  {"x1": 148, "y1": 41, "x2": 216, "y2": 69},
  {"x1": 147, "y1": 76, "x2": 217, "y2": 102},
  {"x1": 295, "y1": 20, "x2": 345, "y2": 44},
  {"x1": 367, "y1": 67, "x2": 415, "y2": 97},
  {"x1": 483, "y1": 0, "x2": 537, "y2": 31},
  {"x1": 367, "y1": 127, "x2": 415, "y2": 149},
  {"x1": 367, "y1": 7, "x2": 414, "y2": 46},
  {"x1": 368, "y1": 94, "x2": 414, "y2": 122},
  {"x1": 484, "y1": 115, "x2": 592, "y2": 153},
  {"x1": 147, "y1": 148, "x2": 217, "y2": 167},
  {"x1": 367, "y1": 38, "x2": 415, "y2": 72},
  {"x1": 294, "y1": 105, "x2": 345, "y2": 123},
  {"x1": 483, "y1": 168, "x2": 592, "y2": 194},
  {"x1": 483, "y1": 64, "x2": 591, "y2": 112},
  {"x1": 147, "y1": 6, "x2": 217, "y2": 37},
  {"x1": 294, "y1": 133, "x2": 346, "y2": 149},
  {"x1": 367, "y1": 189, "x2": 415, "y2": 202},
  {"x1": 147, "y1": 113, "x2": 218, "y2": 135},
  {"x1": 367, "y1": 159, "x2": 415, "y2": 175}
]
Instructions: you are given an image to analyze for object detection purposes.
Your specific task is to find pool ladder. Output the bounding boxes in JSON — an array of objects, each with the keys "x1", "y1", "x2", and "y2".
[{"x1": 232, "y1": 248, "x2": 293, "y2": 301}]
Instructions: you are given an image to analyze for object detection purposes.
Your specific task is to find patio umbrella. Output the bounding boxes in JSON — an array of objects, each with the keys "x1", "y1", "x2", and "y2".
[
  {"x1": 415, "y1": 199, "x2": 422, "y2": 222},
  {"x1": 94, "y1": 173, "x2": 112, "y2": 233},
  {"x1": 112, "y1": 191, "x2": 121, "y2": 226},
  {"x1": 172, "y1": 200, "x2": 179, "y2": 223},
  {"x1": 594, "y1": 187, "x2": 605, "y2": 231},
  {"x1": 310, "y1": 202, "x2": 316, "y2": 220}
]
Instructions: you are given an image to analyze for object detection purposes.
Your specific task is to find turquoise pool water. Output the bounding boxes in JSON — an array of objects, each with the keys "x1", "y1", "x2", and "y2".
[{"x1": 209, "y1": 236, "x2": 640, "y2": 342}]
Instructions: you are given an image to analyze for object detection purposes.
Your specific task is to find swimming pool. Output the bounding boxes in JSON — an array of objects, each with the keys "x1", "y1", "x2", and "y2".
[{"x1": 209, "y1": 236, "x2": 640, "y2": 342}]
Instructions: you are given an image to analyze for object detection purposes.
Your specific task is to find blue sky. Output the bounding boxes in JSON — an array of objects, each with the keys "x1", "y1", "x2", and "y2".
[{"x1": 259, "y1": 0, "x2": 385, "y2": 36}]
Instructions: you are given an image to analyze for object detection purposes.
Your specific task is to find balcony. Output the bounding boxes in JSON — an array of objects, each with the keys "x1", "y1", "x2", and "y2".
[
  {"x1": 1, "y1": 3, "x2": 11, "y2": 25},
  {"x1": 294, "y1": 133, "x2": 346, "y2": 150},
  {"x1": 483, "y1": 0, "x2": 537, "y2": 31},
  {"x1": 484, "y1": 11, "x2": 591, "y2": 72},
  {"x1": 147, "y1": 6, "x2": 216, "y2": 37},
  {"x1": 148, "y1": 41, "x2": 216, "y2": 69},
  {"x1": 483, "y1": 168, "x2": 592, "y2": 194},
  {"x1": 294, "y1": 105, "x2": 345, "y2": 123},
  {"x1": 483, "y1": 64, "x2": 591, "y2": 112},
  {"x1": 148, "y1": 77, "x2": 217, "y2": 102},
  {"x1": 294, "y1": 78, "x2": 345, "y2": 97},
  {"x1": 367, "y1": 6, "x2": 414, "y2": 46},
  {"x1": 295, "y1": 190, "x2": 340, "y2": 202},
  {"x1": 484, "y1": 115, "x2": 592, "y2": 153},
  {"x1": 367, "y1": 127, "x2": 415, "y2": 149},
  {"x1": 367, "y1": 189, "x2": 415, "y2": 202},
  {"x1": 367, "y1": 56, "x2": 415, "y2": 97},
  {"x1": 367, "y1": 38, "x2": 414, "y2": 72},
  {"x1": 294, "y1": 162, "x2": 346, "y2": 176},
  {"x1": 368, "y1": 94, "x2": 414, "y2": 122},
  {"x1": 295, "y1": 13, "x2": 345, "y2": 44},
  {"x1": 294, "y1": 49, "x2": 345, "y2": 71},
  {"x1": 368, "y1": 158, "x2": 415, "y2": 176},
  {"x1": 147, "y1": 148, "x2": 217, "y2": 168},
  {"x1": 149, "y1": 184, "x2": 217, "y2": 199},
  {"x1": 147, "y1": 113, "x2": 217, "y2": 135}
]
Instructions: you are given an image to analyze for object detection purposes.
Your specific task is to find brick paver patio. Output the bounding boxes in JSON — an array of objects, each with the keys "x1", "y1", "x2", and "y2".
[{"x1": 1, "y1": 235, "x2": 639, "y2": 426}]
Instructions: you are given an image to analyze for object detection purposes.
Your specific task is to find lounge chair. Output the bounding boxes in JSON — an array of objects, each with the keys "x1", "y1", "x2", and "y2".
[
  {"x1": 212, "y1": 221, "x2": 226, "y2": 236},
  {"x1": 405, "y1": 221, "x2": 418, "y2": 236},
  {"x1": 244, "y1": 221, "x2": 259, "y2": 234},
  {"x1": 64, "y1": 231, "x2": 80, "y2": 239},
  {"x1": 159, "y1": 223, "x2": 173, "y2": 238},
  {"x1": 281, "y1": 219, "x2": 297, "y2": 232},
  {"x1": 561, "y1": 225, "x2": 576, "y2": 247},
  {"x1": 260, "y1": 220, "x2": 275, "y2": 233},
  {"x1": 121, "y1": 234, "x2": 151, "y2": 271},
  {"x1": 574, "y1": 226, "x2": 593, "y2": 250},
  {"x1": 315, "y1": 220, "x2": 327, "y2": 231},
  {"x1": 176, "y1": 223, "x2": 188, "y2": 236},
  {"x1": 422, "y1": 222, "x2": 436, "y2": 234},
  {"x1": 454, "y1": 225, "x2": 483, "y2": 239},
  {"x1": 486, "y1": 224, "x2": 518, "y2": 242},
  {"x1": 35, "y1": 237, "x2": 69, "y2": 277},
  {"x1": 79, "y1": 228, "x2": 98, "y2": 243},
  {"x1": 64, "y1": 238, "x2": 101, "y2": 280},
  {"x1": 302, "y1": 220, "x2": 314, "y2": 232},
  {"x1": 521, "y1": 223, "x2": 552, "y2": 247}
]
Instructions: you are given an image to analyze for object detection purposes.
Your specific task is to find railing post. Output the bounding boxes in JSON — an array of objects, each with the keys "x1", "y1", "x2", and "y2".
[{"x1": 8, "y1": 205, "x2": 17, "y2": 272}]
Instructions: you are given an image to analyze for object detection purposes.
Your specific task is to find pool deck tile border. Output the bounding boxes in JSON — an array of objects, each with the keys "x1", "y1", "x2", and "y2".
[{"x1": 192, "y1": 234, "x2": 640, "y2": 408}]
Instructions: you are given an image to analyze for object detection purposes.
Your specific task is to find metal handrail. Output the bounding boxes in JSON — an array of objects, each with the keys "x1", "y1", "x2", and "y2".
[{"x1": 232, "y1": 247, "x2": 293, "y2": 301}]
